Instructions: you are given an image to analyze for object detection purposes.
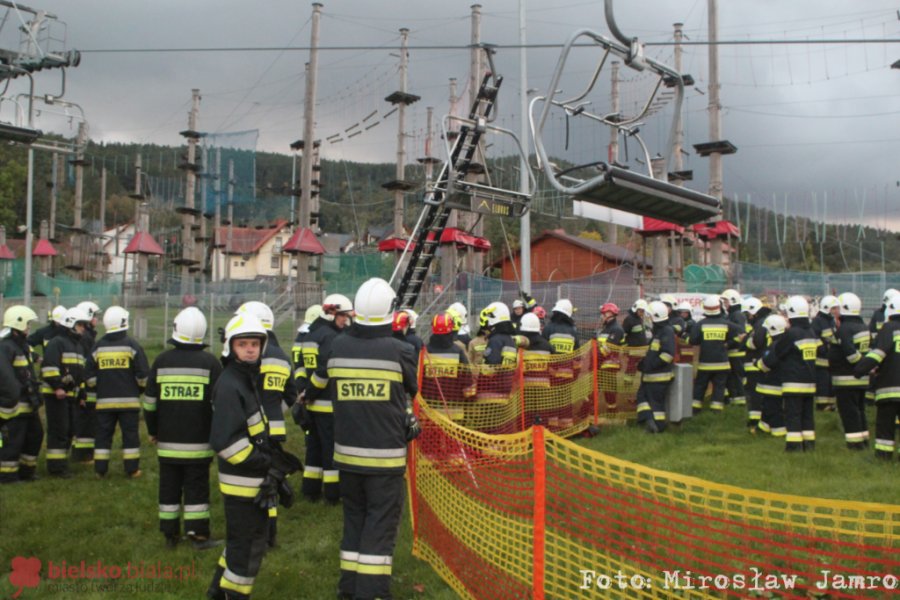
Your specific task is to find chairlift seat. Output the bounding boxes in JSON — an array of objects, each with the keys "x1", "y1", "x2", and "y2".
[{"x1": 566, "y1": 163, "x2": 720, "y2": 226}]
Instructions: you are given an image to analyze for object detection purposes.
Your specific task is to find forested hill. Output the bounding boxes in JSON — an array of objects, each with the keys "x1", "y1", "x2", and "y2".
[{"x1": 0, "y1": 139, "x2": 897, "y2": 272}]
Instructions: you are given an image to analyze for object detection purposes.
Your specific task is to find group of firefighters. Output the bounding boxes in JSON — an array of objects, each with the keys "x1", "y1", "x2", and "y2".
[{"x1": 1, "y1": 278, "x2": 899, "y2": 599}]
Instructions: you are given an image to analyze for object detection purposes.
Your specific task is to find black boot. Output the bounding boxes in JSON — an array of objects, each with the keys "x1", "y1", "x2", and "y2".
[{"x1": 803, "y1": 441, "x2": 815, "y2": 452}]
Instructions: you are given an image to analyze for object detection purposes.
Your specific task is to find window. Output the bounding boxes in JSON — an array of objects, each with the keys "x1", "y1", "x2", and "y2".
[
  {"x1": 233, "y1": 260, "x2": 240, "y2": 267},
  {"x1": 271, "y1": 255, "x2": 279, "y2": 269},
  {"x1": 274, "y1": 237, "x2": 283, "y2": 253}
]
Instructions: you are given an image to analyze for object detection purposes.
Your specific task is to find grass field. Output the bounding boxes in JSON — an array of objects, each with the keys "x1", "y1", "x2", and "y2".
[{"x1": 1, "y1": 318, "x2": 898, "y2": 599}]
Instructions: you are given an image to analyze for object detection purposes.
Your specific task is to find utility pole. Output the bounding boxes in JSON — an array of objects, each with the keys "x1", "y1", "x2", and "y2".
[
  {"x1": 468, "y1": 3, "x2": 484, "y2": 275},
  {"x1": 607, "y1": 60, "x2": 620, "y2": 245},
  {"x1": 518, "y1": 0, "x2": 531, "y2": 294},
  {"x1": 441, "y1": 78, "x2": 460, "y2": 289},
  {"x1": 226, "y1": 159, "x2": 234, "y2": 282},
  {"x1": 97, "y1": 165, "x2": 107, "y2": 276},
  {"x1": 298, "y1": 2, "x2": 323, "y2": 282},
  {"x1": 71, "y1": 121, "x2": 87, "y2": 277},
  {"x1": 179, "y1": 89, "x2": 201, "y2": 297},
  {"x1": 48, "y1": 153, "x2": 58, "y2": 241},
  {"x1": 392, "y1": 28, "x2": 410, "y2": 238},
  {"x1": 672, "y1": 24, "x2": 686, "y2": 184},
  {"x1": 213, "y1": 148, "x2": 222, "y2": 283},
  {"x1": 707, "y1": 1, "x2": 722, "y2": 203}
]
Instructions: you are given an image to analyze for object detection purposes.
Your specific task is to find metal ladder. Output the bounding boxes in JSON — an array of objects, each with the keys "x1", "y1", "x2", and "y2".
[{"x1": 391, "y1": 71, "x2": 502, "y2": 310}]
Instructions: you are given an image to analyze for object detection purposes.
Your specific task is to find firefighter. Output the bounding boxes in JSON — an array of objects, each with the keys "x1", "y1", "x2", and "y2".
[
  {"x1": 854, "y1": 294, "x2": 900, "y2": 460},
  {"x1": 235, "y1": 301, "x2": 297, "y2": 548},
  {"x1": 741, "y1": 297, "x2": 771, "y2": 432},
  {"x1": 635, "y1": 301, "x2": 675, "y2": 433},
  {"x1": 27, "y1": 305, "x2": 66, "y2": 351},
  {"x1": 659, "y1": 294, "x2": 685, "y2": 338},
  {"x1": 830, "y1": 293, "x2": 870, "y2": 450},
  {"x1": 421, "y1": 312, "x2": 475, "y2": 404},
  {"x1": 543, "y1": 299, "x2": 578, "y2": 354},
  {"x1": 481, "y1": 302, "x2": 519, "y2": 367},
  {"x1": 597, "y1": 303, "x2": 624, "y2": 412},
  {"x1": 467, "y1": 319, "x2": 490, "y2": 366},
  {"x1": 71, "y1": 300, "x2": 101, "y2": 463},
  {"x1": 144, "y1": 307, "x2": 222, "y2": 550},
  {"x1": 623, "y1": 299, "x2": 650, "y2": 384},
  {"x1": 755, "y1": 314, "x2": 787, "y2": 438},
  {"x1": 86, "y1": 305, "x2": 150, "y2": 478},
  {"x1": 306, "y1": 277, "x2": 418, "y2": 600},
  {"x1": 40, "y1": 306, "x2": 91, "y2": 477},
  {"x1": 519, "y1": 312, "x2": 553, "y2": 426},
  {"x1": 0, "y1": 306, "x2": 43, "y2": 483},
  {"x1": 291, "y1": 304, "x2": 323, "y2": 389},
  {"x1": 674, "y1": 301, "x2": 696, "y2": 364},
  {"x1": 597, "y1": 303, "x2": 625, "y2": 348},
  {"x1": 690, "y1": 295, "x2": 743, "y2": 412},
  {"x1": 208, "y1": 313, "x2": 299, "y2": 600},
  {"x1": 447, "y1": 302, "x2": 472, "y2": 348},
  {"x1": 511, "y1": 298, "x2": 527, "y2": 329},
  {"x1": 392, "y1": 310, "x2": 421, "y2": 362},
  {"x1": 403, "y1": 309, "x2": 424, "y2": 358},
  {"x1": 721, "y1": 289, "x2": 748, "y2": 406},
  {"x1": 301, "y1": 293, "x2": 353, "y2": 504},
  {"x1": 760, "y1": 296, "x2": 819, "y2": 452},
  {"x1": 811, "y1": 295, "x2": 838, "y2": 411},
  {"x1": 866, "y1": 288, "x2": 899, "y2": 404}
]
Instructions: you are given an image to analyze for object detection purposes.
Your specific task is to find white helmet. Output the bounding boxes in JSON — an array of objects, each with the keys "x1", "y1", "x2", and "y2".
[
  {"x1": 648, "y1": 301, "x2": 669, "y2": 323},
  {"x1": 3, "y1": 306, "x2": 39, "y2": 333},
  {"x1": 785, "y1": 295, "x2": 809, "y2": 319},
  {"x1": 322, "y1": 293, "x2": 354, "y2": 322},
  {"x1": 172, "y1": 306, "x2": 207, "y2": 345},
  {"x1": 659, "y1": 293, "x2": 677, "y2": 307},
  {"x1": 76, "y1": 301, "x2": 101, "y2": 319},
  {"x1": 512, "y1": 299, "x2": 525, "y2": 310},
  {"x1": 819, "y1": 295, "x2": 838, "y2": 314},
  {"x1": 721, "y1": 289, "x2": 741, "y2": 307},
  {"x1": 763, "y1": 314, "x2": 788, "y2": 337},
  {"x1": 552, "y1": 299, "x2": 574, "y2": 318},
  {"x1": 222, "y1": 313, "x2": 267, "y2": 358},
  {"x1": 483, "y1": 301, "x2": 510, "y2": 327},
  {"x1": 303, "y1": 304, "x2": 323, "y2": 326},
  {"x1": 886, "y1": 296, "x2": 900, "y2": 319},
  {"x1": 448, "y1": 302, "x2": 467, "y2": 320},
  {"x1": 353, "y1": 278, "x2": 394, "y2": 326},
  {"x1": 702, "y1": 294, "x2": 722, "y2": 316},
  {"x1": 236, "y1": 301, "x2": 275, "y2": 331},
  {"x1": 675, "y1": 301, "x2": 692, "y2": 313},
  {"x1": 520, "y1": 312, "x2": 542, "y2": 333},
  {"x1": 632, "y1": 299, "x2": 648, "y2": 313},
  {"x1": 882, "y1": 288, "x2": 900, "y2": 305},
  {"x1": 743, "y1": 297, "x2": 763, "y2": 317},
  {"x1": 51, "y1": 305, "x2": 67, "y2": 325},
  {"x1": 406, "y1": 309, "x2": 419, "y2": 329},
  {"x1": 837, "y1": 292, "x2": 861, "y2": 317},
  {"x1": 63, "y1": 306, "x2": 92, "y2": 329},
  {"x1": 102, "y1": 305, "x2": 130, "y2": 333}
]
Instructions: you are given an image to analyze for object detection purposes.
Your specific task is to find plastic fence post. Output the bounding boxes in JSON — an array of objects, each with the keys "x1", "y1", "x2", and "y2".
[
  {"x1": 532, "y1": 425, "x2": 546, "y2": 600},
  {"x1": 163, "y1": 294, "x2": 169, "y2": 345},
  {"x1": 591, "y1": 339, "x2": 600, "y2": 426},
  {"x1": 518, "y1": 348, "x2": 526, "y2": 431}
]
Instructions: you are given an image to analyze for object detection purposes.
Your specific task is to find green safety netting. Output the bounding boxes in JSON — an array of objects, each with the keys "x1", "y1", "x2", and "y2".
[{"x1": 1, "y1": 259, "x2": 120, "y2": 306}]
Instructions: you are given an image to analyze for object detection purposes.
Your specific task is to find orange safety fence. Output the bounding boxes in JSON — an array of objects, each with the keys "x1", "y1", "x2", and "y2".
[{"x1": 409, "y1": 398, "x2": 900, "y2": 599}]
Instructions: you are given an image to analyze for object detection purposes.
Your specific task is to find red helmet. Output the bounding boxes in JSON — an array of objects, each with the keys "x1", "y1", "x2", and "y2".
[
  {"x1": 533, "y1": 306, "x2": 546, "y2": 320},
  {"x1": 392, "y1": 311, "x2": 411, "y2": 332},
  {"x1": 600, "y1": 302, "x2": 619, "y2": 316},
  {"x1": 432, "y1": 312, "x2": 455, "y2": 335}
]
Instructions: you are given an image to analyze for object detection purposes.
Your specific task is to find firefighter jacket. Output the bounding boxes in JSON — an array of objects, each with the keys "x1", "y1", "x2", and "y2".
[
  {"x1": 40, "y1": 329, "x2": 87, "y2": 398},
  {"x1": 688, "y1": 314, "x2": 743, "y2": 371},
  {"x1": 829, "y1": 315, "x2": 869, "y2": 389},
  {"x1": 667, "y1": 314, "x2": 686, "y2": 338},
  {"x1": 760, "y1": 318, "x2": 819, "y2": 395},
  {"x1": 597, "y1": 319, "x2": 625, "y2": 347},
  {"x1": 484, "y1": 322, "x2": 520, "y2": 366},
  {"x1": 144, "y1": 341, "x2": 222, "y2": 463},
  {"x1": 310, "y1": 323, "x2": 417, "y2": 475},
  {"x1": 726, "y1": 305, "x2": 749, "y2": 358},
  {"x1": 456, "y1": 328, "x2": 472, "y2": 348},
  {"x1": 521, "y1": 332, "x2": 553, "y2": 388},
  {"x1": 85, "y1": 331, "x2": 150, "y2": 411},
  {"x1": 292, "y1": 319, "x2": 324, "y2": 384},
  {"x1": 259, "y1": 333, "x2": 296, "y2": 441},
  {"x1": 854, "y1": 316, "x2": 900, "y2": 401},
  {"x1": 753, "y1": 332, "x2": 783, "y2": 398},
  {"x1": 639, "y1": 323, "x2": 675, "y2": 383},
  {"x1": 80, "y1": 325, "x2": 97, "y2": 357},
  {"x1": 301, "y1": 317, "x2": 344, "y2": 413},
  {"x1": 742, "y1": 308, "x2": 772, "y2": 374},
  {"x1": 467, "y1": 334, "x2": 488, "y2": 365},
  {"x1": 422, "y1": 333, "x2": 475, "y2": 400},
  {"x1": 0, "y1": 331, "x2": 39, "y2": 421},
  {"x1": 27, "y1": 321, "x2": 63, "y2": 350},
  {"x1": 623, "y1": 310, "x2": 649, "y2": 347},
  {"x1": 869, "y1": 306, "x2": 886, "y2": 338},
  {"x1": 405, "y1": 331, "x2": 424, "y2": 362},
  {"x1": 543, "y1": 313, "x2": 579, "y2": 354},
  {"x1": 811, "y1": 311, "x2": 837, "y2": 369},
  {"x1": 210, "y1": 359, "x2": 272, "y2": 499}
]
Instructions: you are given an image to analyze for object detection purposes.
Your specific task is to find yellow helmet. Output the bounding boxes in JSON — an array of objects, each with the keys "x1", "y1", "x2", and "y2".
[{"x1": 3, "y1": 306, "x2": 39, "y2": 332}]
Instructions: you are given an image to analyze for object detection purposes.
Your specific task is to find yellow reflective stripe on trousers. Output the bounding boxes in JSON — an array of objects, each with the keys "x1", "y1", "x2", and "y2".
[{"x1": 334, "y1": 442, "x2": 406, "y2": 469}]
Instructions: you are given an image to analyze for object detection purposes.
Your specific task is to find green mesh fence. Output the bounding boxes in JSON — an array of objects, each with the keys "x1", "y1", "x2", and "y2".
[
  {"x1": 1, "y1": 259, "x2": 121, "y2": 306},
  {"x1": 320, "y1": 253, "x2": 394, "y2": 295}
]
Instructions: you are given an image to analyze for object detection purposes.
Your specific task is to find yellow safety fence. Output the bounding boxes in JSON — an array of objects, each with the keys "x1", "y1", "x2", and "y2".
[{"x1": 409, "y1": 398, "x2": 900, "y2": 599}]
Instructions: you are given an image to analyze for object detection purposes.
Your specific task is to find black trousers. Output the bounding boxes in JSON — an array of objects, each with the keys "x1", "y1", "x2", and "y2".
[
  {"x1": 874, "y1": 401, "x2": 899, "y2": 459},
  {"x1": 815, "y1": 367, "x2": 835, "y2": 407},
  {"x1": 725, "y1": 357, "x2": 746, "y2": 404},
  {"x1": 208, "y1": 497, "x2": 269, "y2": 600},
  {"x1": 636, "y1": 381, "x2": 670, "y2": 431},
  {"x1": 745, "y1": 371, "x2": 762, "y2": 425},
  {"x1": 338, "y1": 471, "x2": 406, "y2": 600},
  {"x1": 71, "y1": 400, "x2": 96, "y2": 462},
  {"x1": 783, "y1": 394, "x2": 815, "y2": 450},
  {"x1": 835, "y1": 387, "x2": 868, "y2": 445},
  {"x1": 302, "y1": 412, "x2": 339, "y2": 503},
  {"x1": 94, "y1": 410, "x2": 141, "y2": 475},
  {"x1": 159, "y1": 460, "x2": 211, "y2": 538},
  {"x1": 693, "y1": 370, "x2": 728, "y2": 410},
  {"x1": 0, "y1": 412, "x2": 44, "y2": 483},
  {"x1": 44, "y1": 395, "x2": 75, "y2": 473},
  {"x1": 760, "y1": 393, "x2": 785, "y2": 436}
]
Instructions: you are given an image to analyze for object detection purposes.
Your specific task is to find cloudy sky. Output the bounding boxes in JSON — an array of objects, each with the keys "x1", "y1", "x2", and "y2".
[{"x1": 2, "y1": 0, "x2": 899, "y2": 228}]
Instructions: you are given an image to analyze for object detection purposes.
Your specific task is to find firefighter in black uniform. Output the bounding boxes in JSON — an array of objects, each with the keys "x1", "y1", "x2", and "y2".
[
  {"x1": 675, "y1": 301, "x2": 696, "y2": 364},
  {"x1": 660, "y1": 294, "x2": 685, "y2": 338},
  {"x1": 402, "y1": 309, "x2": 424, "y2": 360},
  {"x1": 623, "y1": 299, "x2": 650, "y2": 383},
  {"x1": 636, "y1": 302, "x2": 676, "y2": 433},
  {"x1": 292, "y1": 305, "x2": 322, "y2": 369},
  {"x1": 392, "y1": 311, "x2": 419, "y2": 358},
  {"x1": 597, "y1": 303, "x2": 625, "y2": 347},
  {"x1": 761, "y1": 296, "x2": 820, "y2": 452},
  {"x1": 421, "y1": 312, "x2": 475, "y2": 405},
  {"x1": 543, "y1": 299, "x2": 578, "y2": 354},
  {"x1": 26, "y1": 305, "x2": 66, "y2": 351},
  {"x1": 482, "y1": 302, "x2": 520, "y2": 367},
  {"x1": 755, "y1": 314, "x2": 787, "y2": 438},
  {"x1": 0, "y1": 306, "x2": 42, "y2": 483},
  {"x1": 721, "y1": 289, "x2": 748, "y2": 406},
  {"x1": 72, "y1": 301, "x2": 101, "y2": 462},
  {"x1": 40, "y1": 306, "x2": 91, "y2": 477},
  {"x1": 689, "y1": 295, "x2": 743, "y2": 412},
  {"x1": 301, "y1": 293, "x2": 353, "y2": 503},
  {"x1": 86, "y1": 306, "x2": 150, "y2": 478},
  {"x1": 308, "y1": 277, "x2": 418, "y2": 600},
  {"x1": 866, "y1": 288, "x2": 898, "y2": 404},
  {"x1": 448, "y1": 302, "x2": 472, "y2": 348},
  {"x1": 741, "y1": 297, "x2": 770, "y2": 432},
  {"x1": 235, "y1": 300, "x2": 297, "y2": 547},
  {"x1": 830, "y1": 293, "x2": 870, "y2": 450},
  {"x1": 811, "y1": 295, "x2": 838, "y2": 411},
  {"x1": 208, "y1": 313, "x2": 300, "y2": 600},
  {"x1": 854, "y1": 294, "x2": 900, "y2": 460},
  {"x1": 597, "y1": 303, "x2": 624, "y2": 411},
  {"x1": 145, "y1": 307, "x2": 223, "y2": 549}
]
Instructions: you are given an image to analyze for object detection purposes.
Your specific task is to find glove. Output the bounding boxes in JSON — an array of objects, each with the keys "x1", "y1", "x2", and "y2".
[
  {"x1": 277, "y1": 478, "x2": 295, "y2": 508},
  {"x1": 290, "y1": 401, "x2": 313, "y2": 433},
  {"x1": 60, "y1": 374, "x2": 75, "y2": 390},
  {"x1": 405, "y1": 407, "x2": 421, "y2": 442},
  {"x1": 269, "y1": 443, "x2": 302, "y2": 476},
  {"x1": 253, "y1": 471, "x2": 281, "y2": 511},
  {"x1": 523, "y1": 293, "x2": 537, "y2": 310}
]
